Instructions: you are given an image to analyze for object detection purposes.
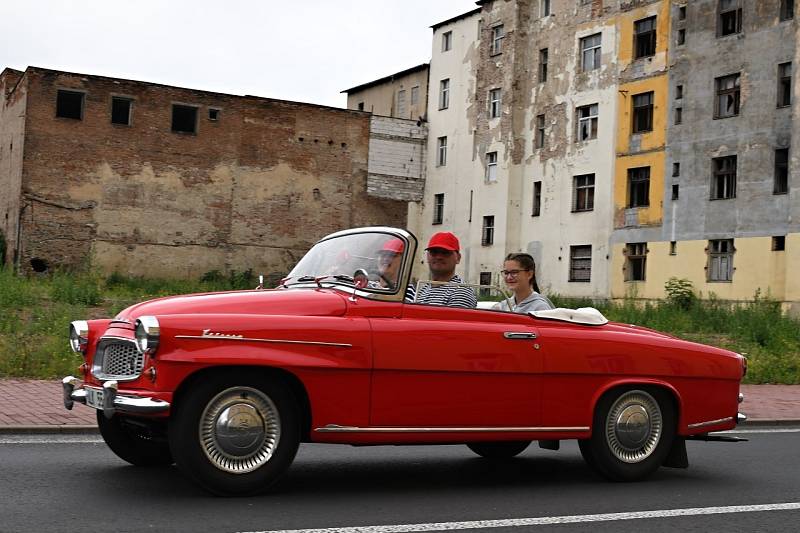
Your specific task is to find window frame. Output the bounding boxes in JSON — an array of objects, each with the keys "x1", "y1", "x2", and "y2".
[
  {"x1": 490, "y1": 24, "x2": 505, "y2": 55},
  {"x1": 539, "y1": 48, "x2": 549, "y2": 83},
  {"x1": 488, "y1": 88, "x2": 502, "y2": 119},
  {"x1": 485, "y1": 151, "x2": 498, "y2": 182},
  {"x1": 781, "y1": 0, "x2": 795, "y2": 20},
  {"x1": 55, "y1": 89, "x2": 85, "y2": 120},
  {"x1": 569, "y1": 245, "x2": 592, "y2": 283},
  {"x1": 110, "y1": 96, "x2": 133, "y2": 126},
  {"x1": 433, "y1": 193, "x2": 445, "y2": 225},
  {"x1": 632, "y1": 91, "x2": 654, "y2": 134},
  {"x1": 541, "y1": 0, "x2": 551, "y2": 17},
  {"x1": 536, "y1": 113, "x2": 546, "y2": 149},
  {"x1": 532, "y1": 180, "x2": 542, "y2": 216},
  {"x1": 778, "y1": 62, "x2": 792, "y2": 107},
  {"x1": 711, "y1": 155, "x2": 737, "y2": 200},
  {"x1": 442, "y1": 31, "x2": 453, "y2": 52},
  {"x1": 625, "y1": 242, "x2": 648, "y2": 282},
  {"x1": 437, "y1": 136, "x2": 448, "y2": 167},
  {"x1": 580, "y1": 33, "x2": 602, "y2": 72},
  {"x1": 715, "y1": 73, "x2": 741, "y2": 119},
  {"x1": 439, "y1": 79, "x2": 450, "y2": 110},
  {"x1": 572, "y1": 173, "x2": 595, "y2": 212},
  {"x1": 774, "y1": 148, "x2": 789, "y2": 195},
  {"x1": 482, "y1": 215, "x2": 495, "y2": 246},
  {"x1": 718, "y1": 0, "x2": 743, "y2": 37},
  {"x1": 171, "y1": 103, "x2": 199, "y2": 134},
  {"x1": 627, "y1": 166, "x2": 651, "y2": 208},
  {"x1": 634, "y1": 16, "x2": 657, "y2": 59},
  {"x1": 576, "y1": 103, "x2": 599, "y2": 142},
  {"x1": 396, "y1": 89, "x2": 407, "y2": 117},
  {"x1": 707, "y1": 239, "x2": 734, "y2": 282}
]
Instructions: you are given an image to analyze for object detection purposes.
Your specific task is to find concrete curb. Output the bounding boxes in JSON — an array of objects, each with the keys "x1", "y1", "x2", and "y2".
[{"x1": 0, "y1": 425, "x2": 99, "y2": 434}]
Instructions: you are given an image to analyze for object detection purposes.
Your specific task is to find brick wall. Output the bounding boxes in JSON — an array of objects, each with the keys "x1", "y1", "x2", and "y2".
[{"x1": 367, "y1": 116, "x2": 427, "y2": 202}]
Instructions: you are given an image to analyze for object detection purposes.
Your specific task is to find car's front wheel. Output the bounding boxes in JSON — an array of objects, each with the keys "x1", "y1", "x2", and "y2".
[
  {"x1": 168, "y1": 373, "x2": 300, "y2": 496},
  {"x1": 579, "y1": 388, "x2": 675, "y2": 481},
  {"x1": 466, "y1": 440, "x2": 531, "y2": 459},
  {"x1": 97, "y1": 412, "x2": 173, "y2": 466}
]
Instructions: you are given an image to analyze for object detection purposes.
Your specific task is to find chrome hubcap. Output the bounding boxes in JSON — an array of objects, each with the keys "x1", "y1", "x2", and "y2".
[
  {"x1": 605, "y1": 390, "x2": 662, "y2": 464},
  {"x1": 200, "y1": 387, "x2": 280, "y2": 474}
]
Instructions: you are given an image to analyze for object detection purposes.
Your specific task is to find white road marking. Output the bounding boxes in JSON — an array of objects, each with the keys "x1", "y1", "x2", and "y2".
[
  {"x1": 241, "y1": 503, "x2": 800, "y2": 533},
  {"x1": 0, "y1": 436, "x2": 103, "y2": 444}
]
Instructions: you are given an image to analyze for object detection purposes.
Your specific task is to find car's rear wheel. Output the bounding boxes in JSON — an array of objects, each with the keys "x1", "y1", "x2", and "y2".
[
  {"x1": 97, "y1": 412, "x2": 173, "y2": 466},
  {"x1": 168, "y1": 373, "x2": 300, "y2": 496},
  {"x1": 466, "y1": 440, "x2": 531, "y2": 458},
  {"x1": 580, "y1": 388, "x2": 675, "y2": 481}
]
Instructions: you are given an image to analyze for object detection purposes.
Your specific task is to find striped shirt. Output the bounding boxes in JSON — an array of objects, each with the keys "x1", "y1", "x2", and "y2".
[{"x1": 414, "y1": 275, "x2": 477, "y2": 309}]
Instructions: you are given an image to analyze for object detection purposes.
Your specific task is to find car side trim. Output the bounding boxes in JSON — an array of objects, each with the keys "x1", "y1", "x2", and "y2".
[
  {"x1": 174, "y1": 335, "x2": 353, "y2": 348},
  {"x1": 314, "y1": 424, "x2": 589, "y2": 433},
  {"x1": 687, "y1": 416, "x2": 734, "y2": 429}
]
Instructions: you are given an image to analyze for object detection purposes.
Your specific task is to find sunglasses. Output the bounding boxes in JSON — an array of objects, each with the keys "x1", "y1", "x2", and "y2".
[{"x1": 426, "y1": 248, "x2": 455, "y2": 256}]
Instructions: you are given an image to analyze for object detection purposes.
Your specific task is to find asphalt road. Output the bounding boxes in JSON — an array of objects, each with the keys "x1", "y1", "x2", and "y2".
[{"x1": 1, "y1": 427, "x2": 799, "y2": 533}]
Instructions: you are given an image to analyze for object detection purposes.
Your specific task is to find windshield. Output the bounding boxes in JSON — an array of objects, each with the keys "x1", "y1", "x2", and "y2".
[{"x1": 286, "y1": 231, "x2": 410, "y2": 293}]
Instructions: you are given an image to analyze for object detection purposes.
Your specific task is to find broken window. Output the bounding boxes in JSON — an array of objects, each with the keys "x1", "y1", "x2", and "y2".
[
  {"x1": 677, "y1": 28, "x2": 686, "y2": 45},
  {"x1": 439, "y1": 79, "x2": 450, "y2": 110},
  {"x1": 569, "y1": 245, "x2": 592, "y2": 282},
  {"x1": 718, "y1": 0, "x2": 742, "y2": 37},
  {"x1": 673, "y1": 162, "x2": 681, "y2": 176},
  {"x1": 539, "y1": 48, "x2": 549, "y2": 82},
  {"x1": 628, "y1": 167, "x2": 650, "y2": 208},
  {"x1": 486, "y1": 151, "x2": 498, "y2": 182},
  {"x1": 775, "y1": 148, "x2": 789, "y2": 194},
  {"x1": 772, "y1": 236, "x2": 786, "y2": 251},
  {"x1": 171, "y1": 104, "x2": 198, "y2": 134},
  {"x1": 781, "y1": 0, "x2": 794, "y2": 20},
  {"x1": 56, "y1": 90, "x2": 84, "y2": 120},
  {"x1": 491, "y1": 24, "x2": 504, "y2": 55},
  {"x1": 111, "y1": 97, "x2": 132, "y2": 125},
  {"x1": 634, "y1": 16, "x2": 657, "y2": 58},
  {"x1": 675, "y1": 107, "x2": 683, "y2": 125},
  {"x1": 489, "y1": 88, "x2": 501, "y2": 118},
  {"x1": 778, "y1": 62, "x2": 792, "y2": 107},
  {"x1": 715, "y1": 73, "x2": 740, "y2": 118},
  {"x1": 532, "y1": 181, "x2": 542, "y2": 216},
  {"x1": 672, "y1": 184, "x2": 680, "y2": 200},
  {"x1": 708, "y1": 239, "x2": 734, "y2": 282},
  {"x1": 675, "y1": 84, "x2": 684, "y2": 99},
  {"x1": 208, "y1": 108, "x2": 220, "y2": 121},
  {"x1": 357, "y1": 102, "x2": 364, "y2": 111},
  {"x1": 433, "y1": 193, "x2": 445, "y2": 225},
  {"x1": 576, "y1": 103, "x2": 598, "y2": 141},
  {"x1": 437, "y1": 136, "x2": 447, "y2": 166},
  {"x1": 625, "y1": 243, "x2": 647, "y2": 282},
  {"x1": 711, "y1": 155, "x2": 737, "y2": 199},
  {"x1": 482, "y1": 216, "x2": 495, "y2": 246},
  {"x1": 442, "y1": 31, "x2": 452, "y2": 52},
  {"x1": 581, "y1": 33, "x2": 602, "y2": 72},
  {"x1": 536, "y1": 114, "x2": 546, "y2": 149},
  {"x1": 573, "y1": 173, "x2": 595, "y2": 212},
  {"x1": 632, "y1": 91, "x2": 654, "y2": 133},
  {"x1": 679, "y1": 5, "x2": 687, "y2": 20}
]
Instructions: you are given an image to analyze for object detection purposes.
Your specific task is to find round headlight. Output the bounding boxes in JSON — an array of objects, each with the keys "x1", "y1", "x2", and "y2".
[
  {"x1": 135, "y1": 316, "x2": 160, "y2": 355},
  {"x1": 69, "y1": 320, "x2": 89, "y2": 354}
]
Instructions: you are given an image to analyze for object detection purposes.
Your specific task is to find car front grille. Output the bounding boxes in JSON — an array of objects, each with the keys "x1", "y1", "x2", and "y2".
[{"x1": 92, "y1": 339, "x2": 144, "y2": 381}]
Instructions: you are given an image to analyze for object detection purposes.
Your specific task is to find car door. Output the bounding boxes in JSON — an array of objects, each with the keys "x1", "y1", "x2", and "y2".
[{"x1": 369, "y1": 304, "x2": 543, "y2": 428}]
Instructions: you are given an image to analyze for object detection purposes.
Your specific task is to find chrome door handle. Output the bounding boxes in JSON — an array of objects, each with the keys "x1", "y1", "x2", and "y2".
[{"x1": 503, "y1": 332, "x2": 537, "y2": 340}]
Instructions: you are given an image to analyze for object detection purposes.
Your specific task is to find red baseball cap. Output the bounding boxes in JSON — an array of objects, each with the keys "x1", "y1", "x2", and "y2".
[
  {"x1": 426, "y1": 232, "x2": 460, "y2": 252},
  {"x1": 380, "y1": 238, "x2": 405, "y2": 254}
]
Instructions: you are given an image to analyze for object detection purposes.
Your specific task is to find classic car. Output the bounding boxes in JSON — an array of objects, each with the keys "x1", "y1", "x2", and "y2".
[{"x1": 62, "y1": 226, "x2": 747, "y2": 496}]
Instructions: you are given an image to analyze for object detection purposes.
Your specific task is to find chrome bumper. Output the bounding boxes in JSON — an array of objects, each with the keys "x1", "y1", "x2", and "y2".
[{"x1": 62, "y1": 376, "x2": 170, "y2": 419}]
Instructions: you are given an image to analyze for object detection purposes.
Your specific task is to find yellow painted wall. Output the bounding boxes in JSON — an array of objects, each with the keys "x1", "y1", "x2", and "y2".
[
  {"x1": 614, "y1": 150, "x2": 666, "y2": 227},
  {"x1": 610, "y1": 235, "x2": 795, "y2": 303},
  {"x1": 616, "y1": 76, "x2": 669, "y2": 155},
  {"x1": 616, "y1": 0, "x2": 670, "y2": 70}
]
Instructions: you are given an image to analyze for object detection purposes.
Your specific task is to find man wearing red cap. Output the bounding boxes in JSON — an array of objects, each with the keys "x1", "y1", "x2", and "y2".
[{"x1": 415, "y1": 232, "x2": 477, "y2": 308}]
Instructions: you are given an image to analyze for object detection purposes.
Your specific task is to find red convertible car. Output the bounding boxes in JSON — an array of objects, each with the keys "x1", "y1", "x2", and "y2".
[{"x1": 62, "y1": 227, "x2": 746, "y2": 495}]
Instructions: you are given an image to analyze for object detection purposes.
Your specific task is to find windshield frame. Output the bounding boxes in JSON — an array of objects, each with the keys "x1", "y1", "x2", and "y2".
[{"x1": 284, "y1": 226, "x2": 418, "y2": 302}]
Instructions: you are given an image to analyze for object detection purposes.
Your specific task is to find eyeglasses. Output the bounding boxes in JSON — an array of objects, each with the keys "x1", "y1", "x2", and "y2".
[{"x1": 500, "y1": 269, "x2": 530, "y2": 278}]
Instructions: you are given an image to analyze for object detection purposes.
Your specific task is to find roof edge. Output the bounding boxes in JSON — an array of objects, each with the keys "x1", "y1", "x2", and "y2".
[
  {"x1": 341, "y1": 63, "x2": 430, "y2": 94},
  {"x1": 430, "y1": 7, "x2": 482, "y2": 30}
]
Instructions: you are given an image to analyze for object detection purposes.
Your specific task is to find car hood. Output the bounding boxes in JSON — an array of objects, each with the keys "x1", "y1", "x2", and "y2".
[{"x1": 115, "y1": 288, "x2": 348, "y2": 321}]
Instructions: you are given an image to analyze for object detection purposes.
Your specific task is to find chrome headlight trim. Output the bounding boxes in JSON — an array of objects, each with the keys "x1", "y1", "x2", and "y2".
[
  {"x1": 134, "y1": 316, "x2": 160, "y2": 356},
  {"x1": 69, "y1": 320, "x2": 89, "y2": 354}
]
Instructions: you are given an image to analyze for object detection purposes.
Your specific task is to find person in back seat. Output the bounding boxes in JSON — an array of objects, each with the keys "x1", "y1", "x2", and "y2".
[
  {"x1": 493, "y1": 253, "x2": 553, "y2": 313},
  {"x1": 414, "y1": 232, "x2": 477, "y2": 309}
]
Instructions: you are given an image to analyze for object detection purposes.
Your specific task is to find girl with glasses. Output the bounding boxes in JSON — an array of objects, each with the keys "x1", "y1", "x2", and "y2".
[{"x1": 493, "y1": 253, "x2": 554, "y2": 313}]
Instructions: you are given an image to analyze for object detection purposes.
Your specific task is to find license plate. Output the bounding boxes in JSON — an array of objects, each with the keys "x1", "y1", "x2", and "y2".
[{"x1": 85, "y1": 387, "x2": 104, "y2": 410}]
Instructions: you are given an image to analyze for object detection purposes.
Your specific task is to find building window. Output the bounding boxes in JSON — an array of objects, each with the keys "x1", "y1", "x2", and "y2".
[
  {"x1": 536, "y1": 114, "x2": 546, "y2": 148},
  {"x1": 208, "y1": 108, "x2": 220, "y2": 121},
  {"x1": 625, "y1": 243, "x2": 647, "y2": 282},
  {"x1": 569, "y1": 245, "x2": 592, "y2": 282},
  {"x1": 479, "y1": 271, "x2": 493, "y2": 297},
  {"x1": 718, "y1": 0, "x2": 742, "y2": 37},
  {"x1": 442, "y1": 31, "x2": 453, "y2": 52},
  {"x1": 670, "y1": 241, "x2": 677, "y2": 255},
  {"x1": 775, "y1": 148, "x2": 789, "y2": 194},
  {"x1": 781, "y1": 0, "x2": 795, "y2": 20},
  {"x1": 675, "y1": 84, "x2": 684, "y2": 99},
  {"x1": 634, "y1": 16, "x2": 657, "y2": 58},
  {"x1": 576, "y1": 103, "x2": 598, "y2": 141},
  {"x1": 675, "y1": 107, "x2": 683, "y2": 125},
  {"x1": 397, "y1": 89, "x2": 407, "y2": 117},
  {"x1": 632, "y1": 92, "x2": 654, "y2": 133},
  {"x1": 56, "y1": 90, "x2": 84, "y2": 120},
  {"x1": 357, "y1": 102, "x2": 364, "y2": 111},
  {"x1": 708, "y1": 239, "x2": 734, "y2": 282},
  {"x1": 532, "y1": 181, "x2": 542, "y2": 216},
  {"x1": 712, "y1": 155, "x2": 737, "y2": 199},
  {"x1": 581, "y1": 33, "x2": 602, "y2": 72},
  {"x1": 773, "y1": 236, "x2": 786, "y2": 251},
  {"x1": 111, "y1": 97, "x2": 132, "y2": 125},
  {"x1": 573, "y1": 173, "x2": 595, "y2": 212},
  {"x1": 489, "y1": 88, "x2": 502, "y2": 118},
  {"x1": 437, "y1": 136, "x2": 448, "y2": 166},
  {"x1": 679, "y1": 6, "x2": 687, "y2": 20},
  {"x1": 439, "y1": 79, "x2": 450, "y2": 110},
  {"x1": 433, "y1": 193, "x2": 445, "y2": 225},
  {"x1": 411, "y1": 86, "x2": 419, "y2": 105},
  {"x1": 171, "y1": 104, "x2": 198, "y2": 134},
  {"x1": 482, "y1": 216, "x2": 495, "y2": 246},
  {"x1": 486, "y1": 151, "x2": 498, "y2": 182},
  {"x1": 673, "y1": 162, "x2": 681, "y2": 176},
  {"x1": 778, "y1": 62, "x2": 792, "y2": 107},
  {"x1": 541, "y1": 0, "x2": 551, "y2": 17},
  {"x1": 539, "y1": 48, "x2": 549, "y2": 82},
  {"x1": 672, "y1": 184, "x2": 680, "y2": 200},
  {"x1": 491, "y1": 24, "x2": 505, "y2": 55},
  {"x1": 715, "y1": 73, "x2": 741, "y2": 118},
  {"x1": 628, "y1": 167, "x2": 651, "y2": 208},
  {"x1": 677, "y1": 28, "x2": 686, "y2": 45}
]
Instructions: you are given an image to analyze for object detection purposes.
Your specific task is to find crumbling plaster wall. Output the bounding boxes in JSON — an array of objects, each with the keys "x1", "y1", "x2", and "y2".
[
  {"x1": 0, "y1": 69, "x2": 26, "y2": 267},
  {"x1": 17, "y1": 68, "x2": 406, "y2": 279}
]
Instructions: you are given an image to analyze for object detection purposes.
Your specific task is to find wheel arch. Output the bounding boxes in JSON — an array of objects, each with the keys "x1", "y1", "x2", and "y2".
[
  {"x1": 171, "y1": 365, "x2": 313, "y2": 442},
  {"x1": 589, "y1": 379, "x2": 682, "y2": 435}
]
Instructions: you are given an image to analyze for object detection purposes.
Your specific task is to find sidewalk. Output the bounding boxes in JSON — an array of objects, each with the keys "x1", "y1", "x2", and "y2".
[{"x1": 0, "y1": 379, "x2": 798, "y2": 433}]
